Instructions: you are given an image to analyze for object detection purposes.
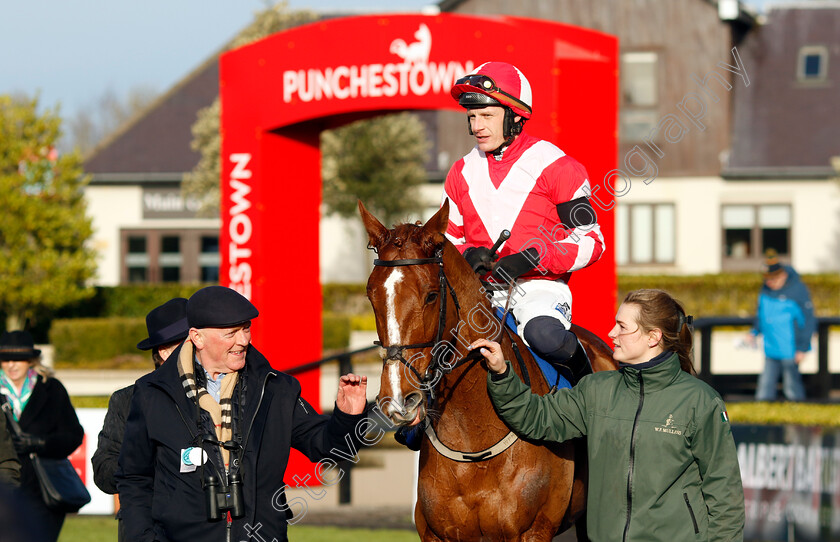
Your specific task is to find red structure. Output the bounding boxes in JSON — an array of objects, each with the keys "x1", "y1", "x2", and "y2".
[{"x1": 219, "y1": 13, "x2": 617, "y2": 474}]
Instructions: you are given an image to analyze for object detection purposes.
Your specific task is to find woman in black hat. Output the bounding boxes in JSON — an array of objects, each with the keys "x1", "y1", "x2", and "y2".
[
  {"x1": 0, "y1": 330, "x2": 84, "y2": 541},
  {"x1": 91, "y1": 298, "x2": 189, "y2": 542}
]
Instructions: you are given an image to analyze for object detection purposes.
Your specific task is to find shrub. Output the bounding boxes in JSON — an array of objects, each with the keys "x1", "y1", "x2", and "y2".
[
  {"x1": 617, "y1": 273, "x2": 838, "y2": 316},
  {"x1": 50, "y1": 317, "x2": 148, "y2": 368}
]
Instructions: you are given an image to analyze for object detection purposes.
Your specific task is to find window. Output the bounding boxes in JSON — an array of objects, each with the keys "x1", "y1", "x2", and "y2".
[
  {"x1": 200, "y1": 236, "x2": 220, "y2": 282},
  {"x1": 616, "y1": 203, "x2": 675, "y2": 265},
  {"x1": 126, "y1": 236, "x2": 149, "y2": 283},
  {"x1": 121, "y1": 230, "x2": 219, "y2": 284},
  {"x1": 160, "y1": 236, "x2": 182, "y2": 282},
  {"x1": 621, "y1": 52, "x2": 659, "y2": 141},
  {"x1": 722, "y1": 204, "x2": 791, "y2": 271},
  {"x1": 797, "y1": 46, "x2": 828, "y2": 82}
]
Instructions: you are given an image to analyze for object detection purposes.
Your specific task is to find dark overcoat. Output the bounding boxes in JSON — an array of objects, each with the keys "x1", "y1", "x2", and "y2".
[
  {"x1": 116, "y1": 343, "x2": 366, "y2": 542},
  {"x1": 91, "y1": 384, "x2": 133, "y2": 494}
]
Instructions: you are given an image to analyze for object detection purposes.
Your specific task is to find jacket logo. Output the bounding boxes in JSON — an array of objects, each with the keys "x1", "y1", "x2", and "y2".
[{"x1": 655, "y1": 414, "x2": 682, "y2": 435}]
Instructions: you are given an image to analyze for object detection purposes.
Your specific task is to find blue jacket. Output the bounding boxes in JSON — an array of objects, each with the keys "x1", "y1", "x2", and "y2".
[{"x1": 752, "y1": 266, "x2": 815, "y2": 359}]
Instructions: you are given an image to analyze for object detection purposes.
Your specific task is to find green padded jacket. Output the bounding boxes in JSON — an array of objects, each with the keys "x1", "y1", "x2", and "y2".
[{"x1": 487, "y1": 352, "x2": 744, "y2": 542}]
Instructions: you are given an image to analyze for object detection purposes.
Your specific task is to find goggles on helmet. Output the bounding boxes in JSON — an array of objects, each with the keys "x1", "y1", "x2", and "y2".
[{"x1": 454, "y1": 74, "x2": 532, "y2": 117}]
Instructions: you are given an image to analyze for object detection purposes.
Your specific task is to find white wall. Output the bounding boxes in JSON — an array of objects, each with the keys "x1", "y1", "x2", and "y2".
[
  {"x1": 85, "y1": 185, "x2": 221, "y2": 286},
  {"x1": 85, "y1": 185, "x2": 143, "y2": 286},
  {"x1": 617, "y1": 176, "x2": 840, "y2": 275}
]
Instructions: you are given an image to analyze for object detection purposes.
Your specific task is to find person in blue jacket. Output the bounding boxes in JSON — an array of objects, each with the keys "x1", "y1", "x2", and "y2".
[{"x1": 746, "y1": 250, "x2": 815, "y2": 401}]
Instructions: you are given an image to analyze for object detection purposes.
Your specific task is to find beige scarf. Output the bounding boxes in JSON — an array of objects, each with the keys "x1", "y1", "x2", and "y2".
[{"x1": 177, "y1": 340, "x2": 239, "y2": 470}]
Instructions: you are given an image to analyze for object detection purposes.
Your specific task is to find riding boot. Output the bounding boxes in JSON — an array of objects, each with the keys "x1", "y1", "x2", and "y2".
[
  {"x1": 394, "y1": 424, "x2": 423, "y2": 451},
  {"x1": 523, "y1": 315, "x2": 593, "y2": 387}
]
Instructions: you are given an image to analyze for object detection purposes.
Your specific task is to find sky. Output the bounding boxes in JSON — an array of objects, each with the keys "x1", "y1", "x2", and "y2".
[
  {"x1": 1, "y1": 0, "x2": 773, "y2": 122},
  {"x1": 0, "y1": 0, "x2": 437, "y2": 120}
]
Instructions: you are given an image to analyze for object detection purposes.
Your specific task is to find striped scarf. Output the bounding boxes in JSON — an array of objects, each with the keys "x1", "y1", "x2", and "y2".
[
  {"x1": 0, "y1": 368, "x2": 37, "y2": 421},
  {"x1": 177, "y1": 341, "x2": 239, "y2": 470}
]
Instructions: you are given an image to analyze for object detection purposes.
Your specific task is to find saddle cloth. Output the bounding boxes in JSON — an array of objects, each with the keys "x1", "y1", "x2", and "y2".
[{"x1": 496, "y1": 308, "x2": 572, "y2": 391}]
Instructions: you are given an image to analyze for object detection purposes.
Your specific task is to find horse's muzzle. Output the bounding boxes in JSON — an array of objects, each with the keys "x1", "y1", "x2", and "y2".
[{"x1": 379, "y1": 391, "x2": 426, "y2": 426}]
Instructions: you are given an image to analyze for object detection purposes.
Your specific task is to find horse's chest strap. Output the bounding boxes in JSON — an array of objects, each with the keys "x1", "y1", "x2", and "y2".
[{"x1": 423, "y1": 422, "x2": 519, "y2": 463}]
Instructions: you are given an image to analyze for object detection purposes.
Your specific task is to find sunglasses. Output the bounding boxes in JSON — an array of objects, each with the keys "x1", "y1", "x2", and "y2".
[{"x1": 455, "y1": 74, "x2": 531, "y2": 114}]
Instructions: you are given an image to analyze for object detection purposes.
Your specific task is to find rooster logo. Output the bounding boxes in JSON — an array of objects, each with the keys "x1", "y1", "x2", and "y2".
[{"x1": 390, "y1": 24, "x2": 432, "y2": 64}]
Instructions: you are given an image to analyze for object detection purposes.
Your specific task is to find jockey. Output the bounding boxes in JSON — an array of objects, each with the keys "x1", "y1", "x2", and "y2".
[{"x1": 444, "y1": 61, "x2": 605, "y2": 385}]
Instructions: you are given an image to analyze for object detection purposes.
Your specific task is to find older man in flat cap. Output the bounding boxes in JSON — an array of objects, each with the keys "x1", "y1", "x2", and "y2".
[{"x1": 116, "y1": 286, "x2": 368, "y2": 542}]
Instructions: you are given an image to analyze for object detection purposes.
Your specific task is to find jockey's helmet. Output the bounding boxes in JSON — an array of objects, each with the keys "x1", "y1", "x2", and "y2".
[{"x1": 450, "y1": 62, "x2": 533, "y2": 119}]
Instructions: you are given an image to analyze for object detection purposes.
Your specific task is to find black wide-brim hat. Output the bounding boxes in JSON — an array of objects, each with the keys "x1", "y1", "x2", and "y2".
[
  {"x1": 0, "y1": 330, "x2": 41, "y2": 361},
  {"x1": 137, "y1": 298, "x2": 190, "y2": 350},
  {"x1": 187, "y1": 286, "x2": 259, "y2": 329}
]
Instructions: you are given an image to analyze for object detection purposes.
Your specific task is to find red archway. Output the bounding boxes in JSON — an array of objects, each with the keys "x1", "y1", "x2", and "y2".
[{"x1": 219, "y1": 12, "x2": 617, "y2": 471}]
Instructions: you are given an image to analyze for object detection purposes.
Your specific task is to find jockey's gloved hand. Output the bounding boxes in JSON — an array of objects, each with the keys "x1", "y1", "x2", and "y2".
[
  {"x1": 463, "y1": 246, "x2": 496, "y2": 275},
  {"x1": 491, "y1": 248, "x2": 541, "y2": 283}
]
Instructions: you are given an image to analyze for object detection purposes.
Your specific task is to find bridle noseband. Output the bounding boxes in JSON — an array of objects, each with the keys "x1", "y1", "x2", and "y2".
[{"x1": 372, "y1": 249, "x2": 465, "y2": 393}]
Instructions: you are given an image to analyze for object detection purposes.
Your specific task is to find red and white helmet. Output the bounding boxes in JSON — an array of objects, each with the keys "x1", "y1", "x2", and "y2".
[{"x1": 450, "y1": 62, "x2": 533, "y2": 119}]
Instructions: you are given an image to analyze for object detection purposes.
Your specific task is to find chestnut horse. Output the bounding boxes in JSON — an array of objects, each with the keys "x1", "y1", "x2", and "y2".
[{"x1": 360, "y1": 201, "x2": 616, "y2": 541}]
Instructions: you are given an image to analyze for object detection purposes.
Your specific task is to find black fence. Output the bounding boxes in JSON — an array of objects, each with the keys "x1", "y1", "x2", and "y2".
[{"x1": 694, "y1": 316, "x2": 840, "y2": 399}]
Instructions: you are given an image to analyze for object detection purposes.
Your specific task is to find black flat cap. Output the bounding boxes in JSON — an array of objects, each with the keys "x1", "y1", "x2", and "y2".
[
  {"x1": 0, "y1": 331, "x2": 41, "y2": 361},
  {"x1": 187, "y1": 286, "x2": 259, "y2": 329},
  {"x1": 137, "y1": 298, "x2": 190, "y2": 350}
]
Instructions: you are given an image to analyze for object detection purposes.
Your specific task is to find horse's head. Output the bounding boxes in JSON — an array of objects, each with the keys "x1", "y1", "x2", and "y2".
[{"x1": 359, "y1": 200, "x2": 459, "y2": 427}]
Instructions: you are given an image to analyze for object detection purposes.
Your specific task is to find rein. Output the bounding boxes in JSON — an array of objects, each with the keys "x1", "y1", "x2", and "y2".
[{"x1": 373, "y1": 249, "x2": 530, "y2": 462}]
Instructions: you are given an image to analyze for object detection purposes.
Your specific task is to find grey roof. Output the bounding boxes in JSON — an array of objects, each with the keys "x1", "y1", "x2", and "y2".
[
  {"x1": 727, "y1": 2, "x2": 840, "y2": 176},
  {"x1": 83, "y1": 56, "x2": 219, "y2": 177}
]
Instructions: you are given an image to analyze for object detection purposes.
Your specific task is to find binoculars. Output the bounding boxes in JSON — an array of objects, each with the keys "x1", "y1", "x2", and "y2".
[{"x1": 204, "y1": 472, "x2": 244, "y2": 521}]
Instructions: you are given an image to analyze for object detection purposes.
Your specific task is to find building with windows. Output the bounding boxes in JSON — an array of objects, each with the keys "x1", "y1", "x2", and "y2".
[
  {"x1": 83, "y1": 58, "x2": 221, "y2": 286},
  {"x1": 83, "y1": 0, "x2": 840, "y2": 288}
]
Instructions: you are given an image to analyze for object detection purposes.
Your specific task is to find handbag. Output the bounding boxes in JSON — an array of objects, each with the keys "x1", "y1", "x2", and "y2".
[
  {"x1": 1, "y1": 401, "x2": 91, "y2": 512},
  {"x1": 29, "y1": 453, "x2": 91, "y2": 512}
]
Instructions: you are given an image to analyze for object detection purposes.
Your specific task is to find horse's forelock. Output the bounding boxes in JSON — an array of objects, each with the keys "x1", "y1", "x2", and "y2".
[{"x1": 378, "y1": 223, "x2": 441, "y2": 257}]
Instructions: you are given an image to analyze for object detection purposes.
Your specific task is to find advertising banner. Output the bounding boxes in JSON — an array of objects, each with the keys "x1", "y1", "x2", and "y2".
[{"x1": 735, "y1": 425, "x2": 840, "y2": 541}]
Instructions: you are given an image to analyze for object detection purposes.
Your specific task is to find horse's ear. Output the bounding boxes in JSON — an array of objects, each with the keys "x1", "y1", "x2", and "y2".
[
  {"x1": 358, "y1": 200, "x2": 389, "y2": 250},
  {"x1": 422, "y1": 199, "x2": 450, "y2": 237},
  {"x1": 419, "y1": 200, "x2": 450, "y2": 247}
]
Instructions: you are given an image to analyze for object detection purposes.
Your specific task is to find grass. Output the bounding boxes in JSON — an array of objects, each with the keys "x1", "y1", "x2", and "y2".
[
  {"x1": 58, "y1": 516, "x2": 117, "y2": 542},
  {"x1": 58, "y1": 516, "x2": 419, "y2": 542}
]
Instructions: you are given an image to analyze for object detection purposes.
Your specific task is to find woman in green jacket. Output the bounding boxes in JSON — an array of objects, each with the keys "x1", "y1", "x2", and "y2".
[{"x1": 474, "y1": 289, "x2": 745, "y2": 542}]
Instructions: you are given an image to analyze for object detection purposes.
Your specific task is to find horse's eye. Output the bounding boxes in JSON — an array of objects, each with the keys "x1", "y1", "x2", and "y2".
[{"x1": 425, "y1": 291, "x2": 439, "y2": 304}]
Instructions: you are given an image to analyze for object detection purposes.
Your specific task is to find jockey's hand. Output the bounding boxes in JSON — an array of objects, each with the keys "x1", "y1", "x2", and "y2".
[
  {"x1": 463, "y1": 246, "x2": 496, "y2": 275},
  {"x1": 336, "y1": 374, "x2": 368, "y2": 415},
  {"x1": 491, "y1": 248, "x2": 540, "y2": 283},
  {"x1": 470, "y1": 338, "x2": 506, "y2": 374}
]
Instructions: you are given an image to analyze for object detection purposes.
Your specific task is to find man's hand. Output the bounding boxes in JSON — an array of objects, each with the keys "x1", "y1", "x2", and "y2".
[
  {"x1": 795, "y1": 351, "x2": 806, "y2": 365},
  {"x1": 469, "y1": 338, "x2": 506, "y2": 374},
  {"x1": 491, "y1": 248, "x2": 540, "y2": 282},
  {"x1": 463, "y1": 246, "x2": 496, "y2": 275},
  {"x1": 336, "y1": 374, "x2": 368, "y2": 415}
]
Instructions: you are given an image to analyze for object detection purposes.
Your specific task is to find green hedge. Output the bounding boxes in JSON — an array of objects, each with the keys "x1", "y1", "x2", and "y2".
[
  {"x1": 50, "y1": 317, "x2": 149, "y2": 369},
  {"x1": 617, "y1": 273, "x2": 838, "y2": 317},
  {"x1": 728, "y1": 402, "x2": 840, "y2": 427},
  {"x1": 52, "y1": 313, "x2": 360, "y2": 368},
  {"x1": 55, "y1": 284, "x2": 207, "y2": 318}
]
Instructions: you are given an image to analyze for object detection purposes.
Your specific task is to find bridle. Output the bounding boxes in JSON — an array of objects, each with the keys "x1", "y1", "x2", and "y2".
[
  {"x1": 372, "y1": 245, "x2": 531, "y2": 463},
  {"x1": 372, "y1": 248, "x2": 470, "y2": 395}
]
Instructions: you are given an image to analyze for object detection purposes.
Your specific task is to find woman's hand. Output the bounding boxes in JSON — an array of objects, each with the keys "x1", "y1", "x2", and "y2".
[{"x1": 469, "y1": 339, "x2": 506, "y2": 374}]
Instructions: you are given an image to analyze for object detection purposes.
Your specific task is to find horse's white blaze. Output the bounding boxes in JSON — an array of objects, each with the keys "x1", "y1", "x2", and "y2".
[
  {"x1": 388, "y1": 361, "x2": 403, "y2": 406},
  {"x1": 384, "y1": 269, "x2": 404, "y2": 344},
  {"x1": 384, "y1": 268, "x2": 405, "y2": 407}
]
